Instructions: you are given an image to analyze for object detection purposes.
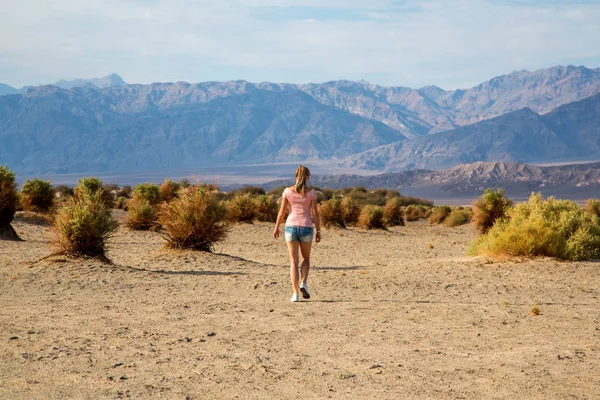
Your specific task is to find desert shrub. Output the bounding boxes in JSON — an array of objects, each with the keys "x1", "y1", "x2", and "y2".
[
  {"x1": 358, "y1": 205, "x2": 385, "y2": 229},
  {"x1": 115, "y1": 196, "x2": 129, "y2": 211},
  {"x1": 0, "y1": 166, "x2": 19, "y2": 239},
  {"x1": 585, "y1": 199, "x2": 600, "y2": 218},
  {"x1": 20, "y1": 179, "x2": 54, "y2": 213},
  {"x1": 104, "y1": 183, "x2": 120, "y2": 195},
  {"x1": 157, "y1": 185, "x2": 228, "y2": 251},
  {"x1": 132, "y1": 183, "x2": 161, "y2": 205},
  {"x1": 53, "y1": 186, "x2": 118, "y2": 257},
  {"x1": 469, "y1": 193, "x2": 600, "y2": 261},
  {"x1": 255, "y1": 194, "x2": 278, "y2": 222},
  {"x1": 227, "y1": 193, "x2": 257, "y2": 223},
  {"x1": 179, "y1": 178, "x2": 191, "y2": 189},
  {"x1": 443, "y1": 207, "x2": 473, "y2": 227},
  {"x1": 267, "y1": 186, "x2": 287, "y2": 198},
  {"x1": 383, "y1": 197, "x2": 405, "y2": 227},
  {"x1": 53, "y1": 184, "x2": 74, "y2": 198},
  {"x1": 319, "y1": 197, "x2": 345, "y2": 228},
  {"x1": 118, "y1": 185, "x2": 132, "y2": 198},
  {"x1": 428, "y1": 206, "x2": 452, "y2": 225},
  {"x1": 237, "y1": 186, "x2": 266, "y2": 196},
  {"x1": 404, "y1": 204, "x2": 428, "y2": 221},
  {"x1": 341, "y1": 197, "x2": 361, "y2": 226},
  {"x1": 159, "y1": 179, "x2": 180, "y2": 203},
  {"x1": 75, "y1": 177, "x2": 114, "y2": 208},
  {"x1": 472, "y1": 188, "x2": 513, "y2": 234},
  {"x1": 124, "y1": 198, "x2": 156, "y2": 230}
]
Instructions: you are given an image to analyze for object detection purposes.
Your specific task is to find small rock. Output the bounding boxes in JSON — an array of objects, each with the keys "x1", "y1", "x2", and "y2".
[
  {"x1": 9, "y1": 336, "x2": 18, "y2": 340},
  {"x1": 207, "y1": 332, "x2": 216, "y2": 337}
]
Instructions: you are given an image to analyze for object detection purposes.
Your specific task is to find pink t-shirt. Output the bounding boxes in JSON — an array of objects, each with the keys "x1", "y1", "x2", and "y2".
[{"x1": 283, "y1": 187, "x2": 317, "y2": 228}]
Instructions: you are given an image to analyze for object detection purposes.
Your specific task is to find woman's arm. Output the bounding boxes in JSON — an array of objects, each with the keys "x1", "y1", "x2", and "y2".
[
  {"x1": 311, "y1": 192, "x2": 321, "y2": 243},
  {"x1": 273, "y1": 193, "x2": 288, "y2": 239}
]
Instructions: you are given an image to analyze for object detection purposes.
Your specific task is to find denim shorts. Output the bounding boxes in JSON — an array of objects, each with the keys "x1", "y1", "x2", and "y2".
[{"x1": 285, "y1": 226, "x2": 314, "y2": 243}]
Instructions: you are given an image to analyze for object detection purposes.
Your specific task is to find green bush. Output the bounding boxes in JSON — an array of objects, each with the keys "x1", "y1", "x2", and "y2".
[
  {"x1": 20, "y1": 179, "x2": 54, "y2": 213},
  {"x1": 341, "y1": 197, "x2": 361, "y2": 226},
  {"x1": 255, "y1": 194, "x2": 278, "y2": 222},
  {"x1": 132, "y1": 183, "x2": 161, "y2": 205},
  {"x1": 53, "y1": 186, "x2": 118, "y2": 257},
  {"x1": 443, "y1": 207, "x2": 472, "y2": 227},
  {"x1": 383, "y1": 197, "x2": 405, "y2": 226},
  {"x1": 0, "y1": 166, "x2": 19, "y2": 239},
  {"x1": 319, "y1": 197, "x2": 345, "y2": 228},
  {"x1": 358, "y1": 205, "x2": 385, "y2": 229},
  {"x1": 75, "y1": 177, "x2": 114, "y2": 208},
  {"x1": 237, "y1": 186, "x2": 266, "y2": 196},
  {"x1": 428, "y1": 206, "x2": 452, "y2": 225},
  {"x1": 585, "y1": 199, "x2": 600, "y2": 218},
  {"x1": 469, "y1": 193, "x2": 600, "y2": 261},
  {"x1": 157, "y1": 185, "x2": 228, "y2": 251},
  {"x1": 227, "y1": 193, "x2": 257, "y2": 223},
  {"x1": 472, "y1": 188, "x2": 513, "y2": 234}
]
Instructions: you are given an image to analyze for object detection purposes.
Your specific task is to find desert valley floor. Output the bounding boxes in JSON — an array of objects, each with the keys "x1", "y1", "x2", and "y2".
[{"x1": 1, "y1": 212, "x2": 599, "y2": 399}]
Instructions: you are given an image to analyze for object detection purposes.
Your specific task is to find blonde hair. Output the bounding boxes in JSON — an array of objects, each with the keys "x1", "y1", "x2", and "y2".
[{"x1": 294, "y1": 165, "x2": 310, "y2": 195}]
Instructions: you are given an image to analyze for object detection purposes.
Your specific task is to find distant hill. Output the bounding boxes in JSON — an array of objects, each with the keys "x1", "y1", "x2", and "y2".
[
  {"x1": 52, "y1": 73, "x2": 126, "y2": 90},
  {"x1": 0, "y1": 83, "x2": 18, "y2": 96},
  {"x1": 341, "y1": 93, "x2": 600, "y2": 171},
  {"x1": 263, "y1": 161, "x2": 600, "y2": 201}
]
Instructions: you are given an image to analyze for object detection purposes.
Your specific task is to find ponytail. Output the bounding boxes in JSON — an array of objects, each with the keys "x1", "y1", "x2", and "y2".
[{"x1": 294, "y1": 165, "x2": 310, "y2": 195}]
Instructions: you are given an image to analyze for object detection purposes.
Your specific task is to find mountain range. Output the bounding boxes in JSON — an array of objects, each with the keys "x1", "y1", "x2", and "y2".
[{"x1": 1, "y1": 65, "x2": 599, "y2": 175}]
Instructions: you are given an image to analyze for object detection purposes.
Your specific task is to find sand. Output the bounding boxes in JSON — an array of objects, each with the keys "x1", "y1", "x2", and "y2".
[{"x1": 1, "y1": 211, "x2": 599, "y2": 399}]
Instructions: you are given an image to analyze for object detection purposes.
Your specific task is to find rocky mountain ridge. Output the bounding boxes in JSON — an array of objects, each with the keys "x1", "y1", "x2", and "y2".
[{"x1": 341, "y1": 92, "x2": 600, "y2": 171}]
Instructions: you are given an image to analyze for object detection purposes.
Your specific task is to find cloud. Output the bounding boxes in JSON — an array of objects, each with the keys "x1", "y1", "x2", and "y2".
[{"x1": 0, "y1": 0, "x2": 599, "y2": 88}]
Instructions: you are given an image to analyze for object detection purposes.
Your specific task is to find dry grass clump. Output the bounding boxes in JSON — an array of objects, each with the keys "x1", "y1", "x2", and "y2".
[
  {"x1": 472, "y1": 188, "x2": 513, "y2": 234},
  {"x1": 114, "y1": 197, "x2": 129, "y2": 211},
  {"x1": 358, "y1": 205, "x2": 385, "y2": 229},
  {"x1": 585, "y1": 199, "x2": 600, "y2": 218},
  {"x1": 319, "y1": 197, "x2": 345, "y2": 228},
  {"x1": 443, "y1": 207, "x2": 473, "y2": 227},
  {"x1": 428, "y1": 206, "x2": 452, "y2": 225},
  {"x1": 124, "y1": 198, "x2": 156, "y2": 230},
  {"x1": 157, "y1": 185, "x2": 228, "y2": 251},
  {"x1": 20, "y1": 179, "x2": 54, "y2": 213},
  {"x1": 255, "y1": 194, "x2": 278, "y2": 222},
  {"x1": 53, "y1": 186, "x2": 118, "y2": 257},
  {"x1": 341, "y1": 197, "x2": 361, "y2": 226},
  {"x1": 227, "y1": 193, "x2": 257, "y2": 223},
  {"x1": 404, "y1": 204, "x2": 428, "y2": 222},
  {"x1": 74, "y1": 177, "x2": 114, "y2": 208},
  {"x1": 125, "y1": 183, "x2": 162, "y2": 230},
  {"x1": 469, "y1": 193, "x2": 600, "y2": 261},
  {"x1": 159, "y1": 179, "x2": 180, "y2": 202},
  {"x1": 383, "y1": 197, "x2": 405, "y2": 226},
  {"x1": 0, "y1": 166, "x2": 20, "y2": 240}
]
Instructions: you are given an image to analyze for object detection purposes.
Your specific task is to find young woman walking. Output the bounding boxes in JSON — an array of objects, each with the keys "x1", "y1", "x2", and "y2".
[{"x1": 273, "y1": 165, "x2": 321, "y2": 302}]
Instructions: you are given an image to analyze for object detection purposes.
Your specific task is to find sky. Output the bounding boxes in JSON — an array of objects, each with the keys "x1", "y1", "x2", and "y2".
[{"x1": 1, "y1": 0, "x2": 599, "y2": 90}]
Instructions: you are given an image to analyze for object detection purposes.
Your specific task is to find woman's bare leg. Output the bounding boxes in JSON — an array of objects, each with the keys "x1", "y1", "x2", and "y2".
[
  {"x1": 287, "y1": 241, "x2": 300, "y2": 293},
  {"x1": 299, "y1": 241, "x2": 312, "y2": 284}
]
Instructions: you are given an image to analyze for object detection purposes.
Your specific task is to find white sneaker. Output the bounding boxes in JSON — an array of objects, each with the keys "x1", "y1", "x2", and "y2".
[
  {"x1": 300, "y1": 283, "x2": 310, "y2": 299},
  {"x1": 290, "y1": 293, "x2": 300, "y2": 302}
]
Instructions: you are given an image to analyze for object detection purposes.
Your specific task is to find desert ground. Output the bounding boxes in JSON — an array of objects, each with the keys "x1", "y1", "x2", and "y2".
[{"x1": 1, "y1": 211, "x2": 599, "y2": 399}]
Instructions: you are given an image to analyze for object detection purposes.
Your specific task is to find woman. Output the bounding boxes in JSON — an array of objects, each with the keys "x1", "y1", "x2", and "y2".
[{"x1": 273, "y1": 165, "x2": 321, "y2": 302}]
